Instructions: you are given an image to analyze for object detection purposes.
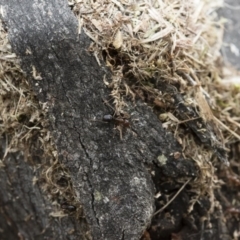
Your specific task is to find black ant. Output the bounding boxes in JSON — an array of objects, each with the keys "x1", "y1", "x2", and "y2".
[
  {"x1": 61, "y1": 202, "x2": 76, "y2": 212},
  {"x1": 93, "y1": 98, "x2": 131, "y2": 139},
  {"x1": 102, "y1": 112, "x2": 130, "y2": 140},
  {"x1": 103, "y1": 113, "x2": 130, "y2": 127}
]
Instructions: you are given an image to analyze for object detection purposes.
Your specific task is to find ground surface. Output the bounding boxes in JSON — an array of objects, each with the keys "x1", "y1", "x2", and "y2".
[{"x1": 1, "y1": 1, "x2": 240, "y2": 239}]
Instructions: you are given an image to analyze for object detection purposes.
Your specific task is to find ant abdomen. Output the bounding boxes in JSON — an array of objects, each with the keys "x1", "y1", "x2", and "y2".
[{"x1": 103, "y1": 114, "x2": 113, "y2": 122}]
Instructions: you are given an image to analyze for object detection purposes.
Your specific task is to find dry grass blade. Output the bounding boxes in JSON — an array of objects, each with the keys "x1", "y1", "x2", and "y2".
[{"x1": 153, "y1": 179, "x2": 191, "y2": 216}]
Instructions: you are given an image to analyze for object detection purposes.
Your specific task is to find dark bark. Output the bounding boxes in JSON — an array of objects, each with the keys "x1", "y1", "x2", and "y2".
[
  {"x1": 0, "y1": 0, "x2": 203, "y2": 239},
  {"x1": 0, "y1": 134, "x2": 89, "y2": 240}
]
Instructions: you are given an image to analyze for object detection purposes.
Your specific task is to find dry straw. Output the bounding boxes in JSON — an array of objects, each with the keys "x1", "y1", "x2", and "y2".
[{"x1": 71, "y1": 0, "x2": 225, "y2": 110}]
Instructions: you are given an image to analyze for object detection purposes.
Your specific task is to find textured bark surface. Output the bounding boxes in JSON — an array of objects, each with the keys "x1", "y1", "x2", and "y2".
[
  {"x1": 0, "y1": 134, "x2": 88, "y2": 240},
  {"x1": 1, "y1": 0, "x2": 199, "y2": 239}
]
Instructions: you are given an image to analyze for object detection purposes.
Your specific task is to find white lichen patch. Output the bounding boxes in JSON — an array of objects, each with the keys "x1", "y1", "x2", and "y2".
[{"x1": 157, "y1": 154, "x2": 167, "y2": 166}]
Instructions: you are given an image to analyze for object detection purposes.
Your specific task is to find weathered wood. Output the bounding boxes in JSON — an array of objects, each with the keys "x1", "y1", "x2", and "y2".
[
  {"x1": 0, "y1": 135, "x2": 88, "y2": 240},
  {"x1": 1, "y1": 0, "x2": 198, "y2": 239}
]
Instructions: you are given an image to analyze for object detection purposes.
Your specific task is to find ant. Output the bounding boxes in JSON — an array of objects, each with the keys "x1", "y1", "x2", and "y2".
[
  {"x1": 93, "y1": 98, "x2": 131, "y2": 139},
  {"x1": 102, "y1": 112, "x2": 130, "y2": 140},
  {"x1": 61, "y1": 202, "x2": 76, "y2": 212},
  {"x1": 103, "y1": 113, "x2": 130, "y2": 127}
]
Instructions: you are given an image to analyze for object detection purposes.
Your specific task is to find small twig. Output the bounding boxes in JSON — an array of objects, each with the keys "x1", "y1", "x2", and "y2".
[
  {"x1": 14, "y1": 92, "x2": 23, "y2": 116},
  {"x1": 23, "y1": 125, "x2": 41, "y2": 130},
  {"x1": 214, "y1": 116, "x2": 240, "y2": 141},
  {"x1": 153, "y1": 178, "x2": 191, "y2": 216},
  {"x1": 178, "y1": 117, "x2": 200, "y2": 124},
  {"x1": 226, "y1": 116, "x2": 240, "y2": 129},
  {"x1": 102, "y1": 98, "x2": 115, "y2": 112}
]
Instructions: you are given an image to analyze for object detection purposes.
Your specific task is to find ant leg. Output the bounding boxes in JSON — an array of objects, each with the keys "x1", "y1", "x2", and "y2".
[
  {"x1": 116, "y1": 125, "x2": 123, "y2": 140},
  {"x1": 90, "y1": 118, "x2": 109, "y2": 124},
  {"x1": 101, "y1": 97, "x2": 118, "y2": 117}
]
